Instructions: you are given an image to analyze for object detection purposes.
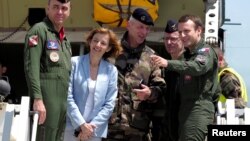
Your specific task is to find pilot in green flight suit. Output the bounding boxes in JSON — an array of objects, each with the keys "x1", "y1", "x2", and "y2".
[
  {"x1": 24, "y1": 1, "x2": 71, "y2": 140},
  {"x1": 151, "y1": 14, "x2": 219, "y2": 141}
]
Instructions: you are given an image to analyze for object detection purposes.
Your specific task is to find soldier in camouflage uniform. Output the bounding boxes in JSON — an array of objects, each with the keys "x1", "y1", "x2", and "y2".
[
  {"x1": 151, "y1": 15, "x2": 219, "y2": 141},
  {"x1": 104, "y1": 8, "x2": 166, "y2": 141},
  {"x1": 214, "y1": 47, "x2": 248, "y2": 108}
]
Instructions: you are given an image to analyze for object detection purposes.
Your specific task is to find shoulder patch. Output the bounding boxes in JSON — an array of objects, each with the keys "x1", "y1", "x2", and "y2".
[
  {"x1": 28, "y1": 35, "x2": 38, "y2": 47},
  {"x1": 198, "y1": 47, "x2": 210, "y2": 54},
  {"x1": 195, "y1": 55, "x2": 206, "y2": 64}
]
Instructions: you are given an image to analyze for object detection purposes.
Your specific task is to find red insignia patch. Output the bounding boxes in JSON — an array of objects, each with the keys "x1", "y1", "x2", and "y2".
[
  {"x1": 184, "y1": 75, "x2": 192, "y2": 81},
  {"x1": 198, "y1": 47, "x2": 210, "y2": 53},
  {"x1": 28, "y1": 35, "x2": 38, "y2": 47}
]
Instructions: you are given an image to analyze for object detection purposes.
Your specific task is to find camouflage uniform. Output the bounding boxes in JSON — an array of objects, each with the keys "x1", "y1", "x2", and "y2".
[
  {"x1": 105, "y1": 32, "x2": 166, "y2": 141},
  {"x1": 218, "y1": 67, "x2": 248, "y2": 108}
]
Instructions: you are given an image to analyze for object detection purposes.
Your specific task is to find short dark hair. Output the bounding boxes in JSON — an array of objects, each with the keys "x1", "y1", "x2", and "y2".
[
  {"x1": 178, "y1": 14, "x2": 204, "y2": 31},
  {"x1": 48, "y1": 0, "x2": 70, "y2": 4}
]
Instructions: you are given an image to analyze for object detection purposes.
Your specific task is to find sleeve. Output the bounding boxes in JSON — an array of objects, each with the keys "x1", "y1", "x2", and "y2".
[
  {"x1": 90, "y1": 66, "x2": 118, "y2": 126},
  {"x1": 167, "y1": 47, "x2": 216, "y2": 76},
  {"x1": 148, "y1": 66, "x2": 166, "y2": 102},
  {"x1": 66, "y1": 57, "x2": 86, "y2": 129},
  {"x1": 220, "y1": 72, "x2": 241, "y2": 99},
  {"x1": 23, "y1": 25, "x2": 45, "y2": 99}
]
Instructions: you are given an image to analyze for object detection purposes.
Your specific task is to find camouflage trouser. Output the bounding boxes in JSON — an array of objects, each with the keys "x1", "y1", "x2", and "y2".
[{"x1": 103, "y1": 128, "x2": 151, "y2": 141}]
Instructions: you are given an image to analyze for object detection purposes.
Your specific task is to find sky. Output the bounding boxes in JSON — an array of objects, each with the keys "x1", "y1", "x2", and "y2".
[{"x1": 222, "y1": 0, "x2": 250, "y2": 107}]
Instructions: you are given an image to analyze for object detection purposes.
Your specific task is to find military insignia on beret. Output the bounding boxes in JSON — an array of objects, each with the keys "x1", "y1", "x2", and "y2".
[
  {"x1": 28, "y1": 35, "x2": 38, "y2": 47},
  {"x1": 165, "y1": 19, "x2": 178, "y2": 33},
  {"x1": 171, "y1": 24, "x2": 177, "y2": 31},
  {"x1": 141, "y1": 16, "x2": 146, "y2": 21}
]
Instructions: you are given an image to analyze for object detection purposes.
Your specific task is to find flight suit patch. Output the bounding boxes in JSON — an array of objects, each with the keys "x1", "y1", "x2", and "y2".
[
  {"x1": 196, "y1": 55, "x2": 206, "y2": 64},
  {"x1": 184, "y1": 75, "x2": 192, "y2": 81},
  {"x1": 28, "y1": 35, "x2": 38, "y2": 47},
  {"x1": 198, "y1": 47, "x2": 210, "y2": 54},
  {"x1": 49, "y1": 51, "x2": 60, "y2": 62},
  {"x1": 47, "y1": 40, "x2": 59, "y2": 50}
]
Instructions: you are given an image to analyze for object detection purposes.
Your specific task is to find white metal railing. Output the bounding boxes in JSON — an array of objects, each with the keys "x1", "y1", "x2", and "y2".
[
  {"x1": 0, "y1": 96, "x2": 38, "y2": 141},
  {"x1": 216, "y1": 99, "x2": 250, "y2": 125}
]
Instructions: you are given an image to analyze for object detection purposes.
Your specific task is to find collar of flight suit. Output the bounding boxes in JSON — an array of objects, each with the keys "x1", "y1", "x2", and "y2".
[{"x1": 43, "y1": 17, "x2": 68, "y2": 42}]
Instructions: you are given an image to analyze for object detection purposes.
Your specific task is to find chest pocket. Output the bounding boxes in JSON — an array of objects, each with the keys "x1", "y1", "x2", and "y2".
[
  {"x1": 40, "y1": 30, "x2": 68, "y2": 72},
  {"x1": 46, "y1": 32, "x2": 62, "y2": 65}
]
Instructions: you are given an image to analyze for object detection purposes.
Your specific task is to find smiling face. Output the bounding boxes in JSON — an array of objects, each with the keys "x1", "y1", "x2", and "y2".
[
  {"x1": 47, "y1": 0, "x2": 71, "y2": 30},
  {"x1": 178, "y1": 19, "x2": 202, "y2": 50},
  {"x1": 164, "y1": 31, "x2": 184, "y2": 58},
  {"x1": 127, "y1": 18, "x2": 151, "y2": 47},
  {"x1": 89, "y1": 33, "x2": 111, "y2": 58}
]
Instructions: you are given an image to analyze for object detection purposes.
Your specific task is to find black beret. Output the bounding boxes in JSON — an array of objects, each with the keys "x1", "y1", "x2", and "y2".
[
  {"x1": 132, "y1": 8, "x2": 154, "y2": 26},
  {"x1": 165, "y1": 19, "x2": 178, "y2": 33},
  {"x1": 57, "y1": 0, "x2": 70, "y2": 3}
]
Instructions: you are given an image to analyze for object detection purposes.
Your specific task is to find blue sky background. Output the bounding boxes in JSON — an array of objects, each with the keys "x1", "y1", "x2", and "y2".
[{"x1": 222, "y1": 0, "x2": 250, "y2": 106}]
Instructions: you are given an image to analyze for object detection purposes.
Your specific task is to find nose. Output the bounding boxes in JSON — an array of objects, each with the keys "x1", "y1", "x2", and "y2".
[
  {"x1": 57, "y1": 7, "x2": 64, "y2": 14},
  {"x1": 167, "y1": 39, "x2": 172, "y2": 44},
  {"x1": 96, "y1": 41, "x2": 101, "y2": 47},
  {"x1": 180, "y1": 32, "x2": 186, "y2": 38}
]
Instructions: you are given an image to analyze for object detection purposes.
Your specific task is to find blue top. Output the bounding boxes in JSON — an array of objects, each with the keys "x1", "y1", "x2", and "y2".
[{"x1": 65, "y1": 54, "x2": 118, "y2": 138}]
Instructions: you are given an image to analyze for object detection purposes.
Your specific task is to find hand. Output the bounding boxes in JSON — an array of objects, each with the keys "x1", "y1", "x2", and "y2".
[
  {"x1": 80, "y1": 123, "x2": 96, "y2": 140},
  {"x1": 33, "y1": 99, "x2": 46, "y2": 125},
  {"x1": 132, "y1": 84, "x2": 151, "y2": 101},
  {"x1": 150, "y1": 55, "x2": 168, "y2": 68},
  {"x1": 77, "y1": 131, "x2": 88, "y2": 141}
]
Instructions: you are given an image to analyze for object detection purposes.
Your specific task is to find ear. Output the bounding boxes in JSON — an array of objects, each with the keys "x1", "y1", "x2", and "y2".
[
  {"x1": 198, "y1": 26, "x2": 204, "y2": 35},
  {"x1": 126, "y1": 21, "x2": 131, "y2": 30}
]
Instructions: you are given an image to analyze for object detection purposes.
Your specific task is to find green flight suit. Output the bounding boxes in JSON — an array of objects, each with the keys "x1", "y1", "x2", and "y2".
[
  {"x1": 166, "y1": 39, "x2": 218, "y2": 141},
  {"x1": 24, "y1": 17, "x2": 71, "y2": 141}
]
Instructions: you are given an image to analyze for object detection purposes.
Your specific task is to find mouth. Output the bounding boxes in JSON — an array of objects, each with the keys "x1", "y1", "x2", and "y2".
[
  {"x1": 138, "y1": 35, "x2": 145, "y2": 41},
  {"x1": 93, "y1": 47, "x2": 101, "y2": 52}
]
